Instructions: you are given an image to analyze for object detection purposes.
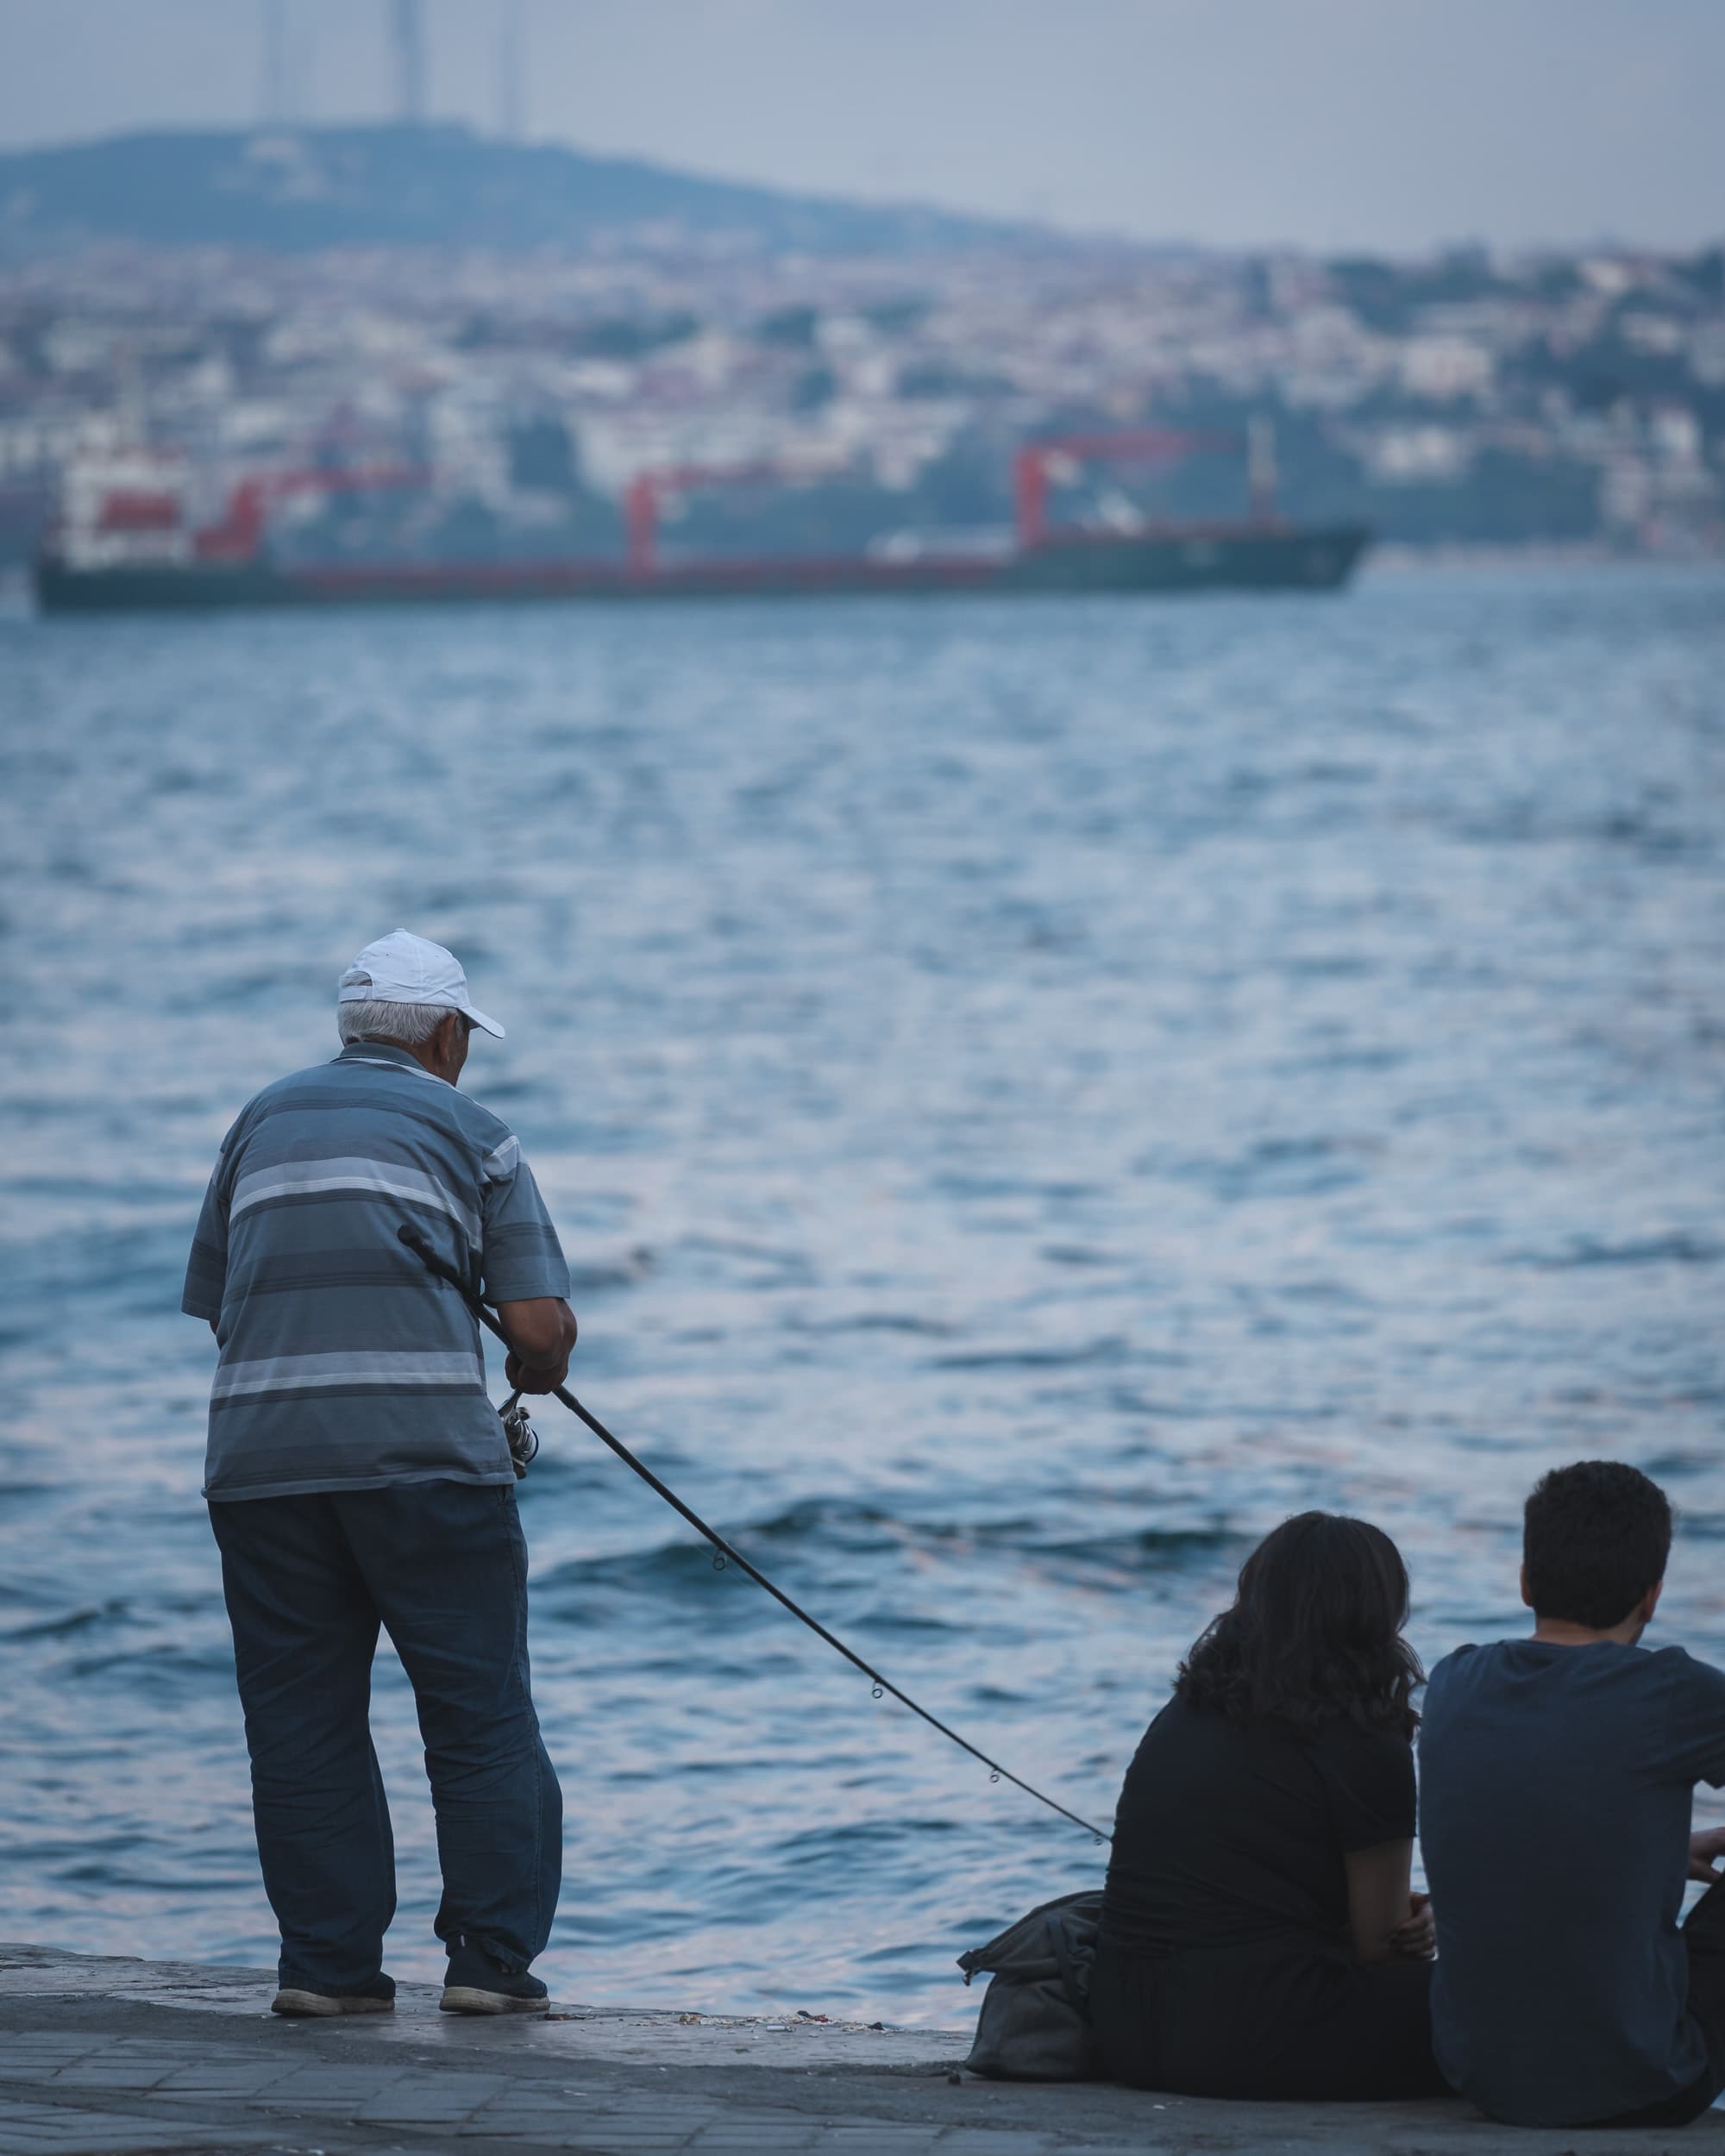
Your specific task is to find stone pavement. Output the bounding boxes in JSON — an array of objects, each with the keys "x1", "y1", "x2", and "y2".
[{"x1": 2, "y1": 1944, "x2": 1720, "y2": 2156}]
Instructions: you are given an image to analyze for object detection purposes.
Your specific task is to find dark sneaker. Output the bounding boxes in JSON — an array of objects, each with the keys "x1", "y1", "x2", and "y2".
[
  {"x1": 440, "y1": 1949, "x2": 549, "y2": 2016},
  {"x1": 272, "y1": 1978, "x2": 394, "y2": 2018}
]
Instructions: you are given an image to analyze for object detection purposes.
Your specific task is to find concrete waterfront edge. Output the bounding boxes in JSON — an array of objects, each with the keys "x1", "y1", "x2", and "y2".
[{"x1": 3, "y1": 1944, "x2": 1720, "y2": 2154}]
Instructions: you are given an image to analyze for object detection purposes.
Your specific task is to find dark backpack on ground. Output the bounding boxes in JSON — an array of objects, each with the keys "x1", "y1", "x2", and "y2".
[{"x1": 956, "y1": 1890, "x2": 1105, "y2": 2080}]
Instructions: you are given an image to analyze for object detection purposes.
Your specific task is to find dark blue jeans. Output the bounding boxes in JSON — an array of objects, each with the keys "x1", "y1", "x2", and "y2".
[{"x1": 209, "y1": 1481, "x2": 561, "y2": 1994}]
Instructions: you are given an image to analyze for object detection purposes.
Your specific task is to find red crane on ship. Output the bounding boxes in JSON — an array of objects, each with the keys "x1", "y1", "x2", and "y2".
[
  {"x1": 1011, "y1": 426, "x2": 1277, "y2": 549},
  {"x1": 622, "y1": 461, "x2": 799, "y2": 578},
  {"x1": 618, "y1": 426, "x2": 1280, "y2": 577},
  {"x1": 193, "y1": 465, "x2": 432, "y2": 561}
]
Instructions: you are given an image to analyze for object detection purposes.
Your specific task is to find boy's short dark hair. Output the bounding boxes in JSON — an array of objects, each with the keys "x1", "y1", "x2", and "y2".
[{"x1": 1524, "y1": 1462, "x2": 1672, "y2": 1630}]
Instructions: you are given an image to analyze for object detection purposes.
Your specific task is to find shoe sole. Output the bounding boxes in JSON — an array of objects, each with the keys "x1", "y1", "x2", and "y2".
[
  {"x1": 439, "y1": 1985, "x2": 549, "y2": 2016},
  {"x1": 272, "y1": 1990, "x2": 394, "y2": 2018}
]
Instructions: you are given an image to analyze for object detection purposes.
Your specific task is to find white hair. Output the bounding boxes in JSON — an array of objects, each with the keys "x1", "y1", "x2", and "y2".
[{"x1": 338, "y1": 999, "x2": 460, "y2": 1046}]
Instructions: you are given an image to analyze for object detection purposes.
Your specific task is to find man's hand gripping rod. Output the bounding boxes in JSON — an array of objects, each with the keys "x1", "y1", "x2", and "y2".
[{"x1": 398, "y1": 1222, "x2": 1109, "y2": 1843}]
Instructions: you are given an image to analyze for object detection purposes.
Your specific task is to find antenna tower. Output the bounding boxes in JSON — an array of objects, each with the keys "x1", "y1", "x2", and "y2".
[
  {"x1": 498, "y1": 0, "x2": 525, "y2": 140},
  {"x1": 391, "y1": 0, "x2": 427, "y2": 124},
  {"x1": 262, "y1": 0, "x2": 289, "y2": 122}
]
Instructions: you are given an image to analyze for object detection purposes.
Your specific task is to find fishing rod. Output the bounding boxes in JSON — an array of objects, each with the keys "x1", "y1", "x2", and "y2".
[{"x1": 398, "y1": 1222, "x2": 1109, "y2": 1845}]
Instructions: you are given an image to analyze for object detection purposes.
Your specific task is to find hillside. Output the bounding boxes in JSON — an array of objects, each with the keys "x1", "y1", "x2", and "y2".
[{"x1": 0, "y1": 125, "x2": 1041, "y2": 256}]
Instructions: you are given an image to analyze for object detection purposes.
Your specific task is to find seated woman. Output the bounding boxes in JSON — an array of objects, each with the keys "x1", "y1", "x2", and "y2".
[{"x1": 1089, "y1": 1511, "x2": 1446, "y2": 2101}]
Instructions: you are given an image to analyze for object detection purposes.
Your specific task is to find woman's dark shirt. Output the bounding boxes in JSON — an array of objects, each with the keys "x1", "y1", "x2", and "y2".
[{"x1": 1100, "y1": 1692, "x2": 1416, "y2": 1959}]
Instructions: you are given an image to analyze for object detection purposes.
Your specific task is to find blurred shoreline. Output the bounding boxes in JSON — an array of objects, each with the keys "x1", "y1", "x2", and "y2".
[{"x1": 2, "y1": 137, "x2": 1720, "y2": 577}]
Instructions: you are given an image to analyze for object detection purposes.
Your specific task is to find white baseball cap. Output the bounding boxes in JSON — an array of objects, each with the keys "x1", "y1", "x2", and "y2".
[{"x1": 337, "y1": 930, "x2": 505, "y2": 1039}]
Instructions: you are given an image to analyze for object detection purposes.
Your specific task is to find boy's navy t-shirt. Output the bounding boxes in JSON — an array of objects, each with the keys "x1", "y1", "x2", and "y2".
[{"x1": 1421, "y1": 1639, "x2": 1725, "y2": 2127}]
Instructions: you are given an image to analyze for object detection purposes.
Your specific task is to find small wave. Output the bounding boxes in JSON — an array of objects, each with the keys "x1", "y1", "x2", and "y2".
[
  {"x1": 536, "y1": 1495, "x2": 1237, "y2": 1600},
  {"x1": 1279, "y1": 954, "x2": 1375, "y2": 980},
  {"x1": 676, "y1": 1233, "x2": 818, "y2": 1285},
  {"x1": 148, "y1": 765, "x2": 227, "y2": 797},
  {"x1": 512, "y1": 1450, "x2": 623, "y2": 1497},
  {"x1": 0, "y1": 1219, "x2": 204, "y2": 1306},
  {"x1": 932, "y1": 1174, "x2": 1102, "y2": 1202},
  {"x1": 3, "y1": 1599, "x2": 129, "y2": 1642},
  {"x1": 786, "y1": 1311, "x2": 956, "y2": 1338},
  {"x1": 1296, "y1": 760, "x2": 1377, "y2": 785},
  {"x1": 932, "y1": 1336, "x2": 1127, "y2": 1372},
  {"x1": 1513, "y1": 1233, "x2": 1721, "y2": 1270},
  {"x1": 1035, "y1": 1521, "x2": 1235, "y2": 1558},
  {"x1": 1592, "y1": 810, "x2": 1692, "y2": 857},
  {"x1": 1144, "y1": 1135, "x2": 1377, "y2": 1201},
  {"x1": 1274, "y1": 1045, "x2": 1405, "y2": 1075},
  {"x1": 64, "y1": 1644, "x2": 234, "y2": 1689},
  {"x1": 1446, "y1": 805, "x2": 1697, "y2": 859},
  {"x1": 537, "y1": 1539, "x2": 758, "y2": 1596},
  {"x1": 681, "y1": 1233, "x2": 808, "y2": 1265},
  {"x1": 568, "y1": 1248, "x2": 655, "y2": 1292},
  {"x1": 776, "y1": 1816, "x2": 967, "y2": 1858},
  {"x1": 536, "y1": 1497, "x2": 901, "y2": 1592},
  {"x1": 1107, "y1": 1388, "x2": 1209, "y2": 1422}
]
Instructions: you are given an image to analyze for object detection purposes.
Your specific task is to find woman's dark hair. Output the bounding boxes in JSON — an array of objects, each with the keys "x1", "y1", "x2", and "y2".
[
  {"x1": 1523, "y1": 1461, "x2": 1672, "y2": 1630},
  {"x1": 1176, "y1": 1512, "x2": 1422, "y2": 1739}
]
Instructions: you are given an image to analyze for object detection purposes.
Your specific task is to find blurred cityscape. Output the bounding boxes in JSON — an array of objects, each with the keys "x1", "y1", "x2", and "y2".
[{"x1": 1, "y1": 122, "x2": 1722, "y2": 572}]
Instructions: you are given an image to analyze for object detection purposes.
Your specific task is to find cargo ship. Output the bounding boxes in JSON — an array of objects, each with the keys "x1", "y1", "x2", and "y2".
[{"x1": 33, "y1": 430, "x2": 1370, "y2": 613}]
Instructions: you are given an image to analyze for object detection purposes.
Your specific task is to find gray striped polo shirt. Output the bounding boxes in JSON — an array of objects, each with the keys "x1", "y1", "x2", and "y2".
[{"x1": 182, "y1": 1042, "x2": 570, "y2": 1501}]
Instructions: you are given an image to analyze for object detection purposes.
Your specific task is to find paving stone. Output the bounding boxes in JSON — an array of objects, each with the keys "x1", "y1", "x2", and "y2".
[
  {"x1": 38, "y1": 2067, "x2": 175, "y2": 2091},
  {"x1": 799, "y1": 2135, "x2": 941, "y2": 2150},
  {"x1": 689, "y1": 2134, "x2": 820, "y2": 2147},
  {"x1": 806, "y1": 2135, "x2": 938, "y2": 2148},
  {"x1": 561, "y1": 2133, "x2": 695, "y2": 2143},
  {"x1": 496, "y1": 2137, "x2": 697, "y2": 2152},
  {"x1": 153, "y1": 2069, "x2": 299, "y2": 2093},
  {"x1": 0, "y1": 2105, "x2": 274, "y2": 2153},
  {"x1": 530, "y1": 2141, "x2": 696, "y2": 2153},
  {"x1": 359, "y1": 2096, "x2": 509, "y2": 2123},
  {"x1": 926, "y1": 2138, "x2": 1057, "y2": 2155},
  {"x1": 267, "y1": 2065, "x2": 409, "y2": 2090}
]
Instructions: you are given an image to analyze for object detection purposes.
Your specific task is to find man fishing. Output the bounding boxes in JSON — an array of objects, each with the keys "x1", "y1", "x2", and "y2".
[{"x1": 181, "y1": 930, "x2": 576, "y2": 2019}]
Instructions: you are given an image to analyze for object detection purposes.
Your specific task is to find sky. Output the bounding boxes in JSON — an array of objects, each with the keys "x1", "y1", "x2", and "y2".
[{"x1": 0, "y1": 0, "x2": 1721, "y2": 254}]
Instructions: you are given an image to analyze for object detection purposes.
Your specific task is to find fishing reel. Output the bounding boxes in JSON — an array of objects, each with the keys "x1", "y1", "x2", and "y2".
[{"x1": 500, "y1": 1394, "x2": 540, "y2": 1480}]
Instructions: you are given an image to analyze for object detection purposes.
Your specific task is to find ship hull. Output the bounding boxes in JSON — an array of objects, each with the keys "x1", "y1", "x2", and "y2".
[{"x1": 34, "y1": 526, "x2": 1370, "y2": 613}]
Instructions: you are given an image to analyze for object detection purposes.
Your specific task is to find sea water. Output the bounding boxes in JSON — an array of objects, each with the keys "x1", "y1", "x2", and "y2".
[{"x1": 1, "y1": 567, "x2": 1722, "y2": 2025}]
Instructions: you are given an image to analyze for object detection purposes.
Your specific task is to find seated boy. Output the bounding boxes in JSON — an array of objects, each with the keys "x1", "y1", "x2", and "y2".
[{"x1": 1421, "y1": 1461, "x2": 1725, "y2": 2128}]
